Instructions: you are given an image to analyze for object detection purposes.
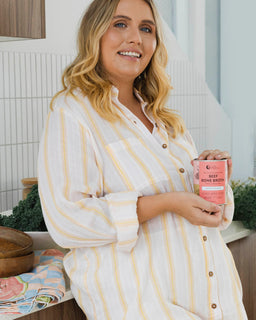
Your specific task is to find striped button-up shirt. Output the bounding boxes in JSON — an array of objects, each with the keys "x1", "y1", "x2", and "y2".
[{"x1": 38, "y1": 87, "x2": 247, "y2": 319}]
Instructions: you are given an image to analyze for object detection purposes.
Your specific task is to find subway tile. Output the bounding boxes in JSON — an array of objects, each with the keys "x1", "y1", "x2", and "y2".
[
  {"x1": 35, "y1": 53, "x2": 42, "y2": 97},
  {"x1": 4, "y1": 145, "x2": 12, "y2": 191},
  {"x1": 21, "y1": 144, "x2": 29, "y2": 180},
  {"x1": 11, "y1": 145, "x2": 18, "y2": 190},
  {"x1": 12, "y1": 189, "x2": 21, "y2": 208},
  {"x1": 30, "y1": 53, "x2": 38, "y2": 97},
  {"x1": 28, "y1": 143, "x2": 34, "y2": 177},
  {"x1": 0, "y1": 191, "x2": 7, "y2": 212},
  {"x1": 2, "y1": 52, "x2": 10, "y2": 98},
  {"x1": 24, "y1": 53, "x2": 32, "y2": 98},
  {"x1": 9, "y1": 99, "x2": 17, "y2": 144},
  {"x1": 0, "y1": 52, "x2": 4, "y2": 98},
  {"x1": 8, "y1": 53, "x2": 16, "y2": 98},
  {"x1": 14, "y1": 52, "x2": 21, "y2": 98},
  {"x1": 4, "y1": 100, "x2": 11, "y2": 144},
  {"x1": 6, "y1": 190, "x2": 14, "y2": 211},
  {"x1": 19, "y1": 53, "x2": 27, "y2": 98},
  {"x1": 0, "y1": 100, "x2": 5, "y2": 145},
  {"x1": 0, "y1": 145, "x2": 6, "y2": 192},
  {"x1": 17, "y1": 144, "x2": 24, "y2": 189}
]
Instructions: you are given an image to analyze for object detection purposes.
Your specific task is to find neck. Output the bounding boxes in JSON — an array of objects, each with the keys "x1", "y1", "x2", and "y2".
[{"x1": 114, "y1": 81, "x2": 138, "y2": 108}]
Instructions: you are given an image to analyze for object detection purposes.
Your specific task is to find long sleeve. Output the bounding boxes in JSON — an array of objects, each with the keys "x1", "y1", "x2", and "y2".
[{"x1": 38, "y1": 103, "x2": 140, "y2": 252}]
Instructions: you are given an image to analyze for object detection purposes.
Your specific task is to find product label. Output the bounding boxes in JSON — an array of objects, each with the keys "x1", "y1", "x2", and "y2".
[{"x1": 193, "y1": 160, "x2": 227, "y2": 204}]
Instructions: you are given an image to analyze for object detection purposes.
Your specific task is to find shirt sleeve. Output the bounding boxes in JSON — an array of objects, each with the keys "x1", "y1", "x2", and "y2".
[
  {"x1": 218, "y1": 184, "x2": 234, "y2": 230},
  {"x1": 38, "y1": 102, "x2": 140, "y2": 252}
]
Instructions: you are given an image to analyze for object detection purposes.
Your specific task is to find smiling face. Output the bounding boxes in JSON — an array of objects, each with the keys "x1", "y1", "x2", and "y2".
[{"x1": 100, "y1": 0, "x2": 157, "y2": 87}]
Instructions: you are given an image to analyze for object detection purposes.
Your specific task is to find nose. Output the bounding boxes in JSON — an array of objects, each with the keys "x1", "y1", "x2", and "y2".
[{"x1": 127, "y1": 26, "x2": 142, "y2": 45}]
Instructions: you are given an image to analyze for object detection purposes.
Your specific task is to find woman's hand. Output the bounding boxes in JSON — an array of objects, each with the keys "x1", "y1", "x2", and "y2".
[
  {"x1": 169, "y1": 192, "x2": 222, "y2": 227},
  {"x1": 197, "y1": 149, "x2": 233, "y2": 181},
  {"x1": 137, "y1": 191, "x2": 222, "y2": 227}
]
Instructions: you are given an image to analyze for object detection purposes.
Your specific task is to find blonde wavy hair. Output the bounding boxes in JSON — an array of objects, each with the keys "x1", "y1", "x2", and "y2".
[{"x1": 51, "y1": 0, "x2": 185, "y2": 137}]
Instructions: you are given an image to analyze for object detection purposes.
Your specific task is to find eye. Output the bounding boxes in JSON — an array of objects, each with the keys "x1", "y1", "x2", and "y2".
[
  {"x1": 114, "y1": 22, "x2": 127, "y2": 28},
  {"x1": 140, "y1": 26, "x2": 152, "y2": 33}
]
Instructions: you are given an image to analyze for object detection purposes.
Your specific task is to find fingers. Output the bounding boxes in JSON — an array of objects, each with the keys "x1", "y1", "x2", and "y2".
[
  {"x1": 191, "y1": 205, "x2": 222, "y2": 227},
  {"x1": 198, "y1": 149, "x2": 231, "y2": 160},
  {"x1": 199, "y1": 209, "x2": 223, "y2": 227},
  {"x1": 192, "y1": 197, "x2": 222, "y2": 227},
  {"x1": 227, "y1": 158, "x2": 233, "y2": 181},
  {"x1": 198, "y1": 149, "x2": 233, "y2": 181},
  {"x1": 172, "y1": 192, "x2": 224, "y2": 228},
  {"x1": 202, "y1": 202, "x2": 221, "y2": 214}
]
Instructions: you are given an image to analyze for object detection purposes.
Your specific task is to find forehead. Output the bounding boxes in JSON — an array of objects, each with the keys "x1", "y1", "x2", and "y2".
[{"x1": 115, "y1": 0, "x2": 155, "y2": 21}]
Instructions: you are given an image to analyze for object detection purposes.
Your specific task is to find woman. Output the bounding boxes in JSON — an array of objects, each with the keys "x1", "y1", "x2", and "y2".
[{"x1": 38, "y1": 0, "x2": 247, "y2": 319}]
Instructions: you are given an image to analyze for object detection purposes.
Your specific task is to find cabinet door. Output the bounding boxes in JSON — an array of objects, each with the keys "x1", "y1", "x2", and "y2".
[
  {"x1": 0, "y1": 0, "x2": 45, "y2": 39},
  {"x1": 228, "y1": 233, "x2": 256, "y2": 320}
]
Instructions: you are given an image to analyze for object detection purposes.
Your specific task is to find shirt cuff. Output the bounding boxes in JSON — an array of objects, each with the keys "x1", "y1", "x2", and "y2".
[
  {"x1": 105, "y1": 191, "x2": 141, "y2": 252},
  {"x1": 218, "y1": 184, "x2": 234, "y2": 230}
]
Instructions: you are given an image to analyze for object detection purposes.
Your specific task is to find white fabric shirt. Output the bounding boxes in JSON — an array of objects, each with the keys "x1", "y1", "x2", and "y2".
[{"x1": 38, "y1": 87, "x2": 247, "y2": 320}]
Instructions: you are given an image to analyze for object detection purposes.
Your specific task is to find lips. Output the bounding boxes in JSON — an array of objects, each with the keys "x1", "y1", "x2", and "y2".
[{"x1": 118, "y1": 51, "x2": 142, "y2": 58}]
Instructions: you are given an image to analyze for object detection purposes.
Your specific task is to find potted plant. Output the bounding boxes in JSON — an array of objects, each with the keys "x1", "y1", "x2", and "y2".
[
  {"x1": 230, "y1": 177, "x2": 256, "y2": 230},
  {"x1": 0, "y1": 186, "x2": 61, "y2": 250},
  {"x1": 0, "y1": 185, "x2": 47, "y2": 232}
]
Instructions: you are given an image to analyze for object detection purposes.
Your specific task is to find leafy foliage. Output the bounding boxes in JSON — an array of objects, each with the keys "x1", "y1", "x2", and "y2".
[
  {"x1": 230, "y1": 177, "x2": 256, "y2": 230},
  {"x1": 0, "y1": 184, "x2": 47, "y2": 231}
]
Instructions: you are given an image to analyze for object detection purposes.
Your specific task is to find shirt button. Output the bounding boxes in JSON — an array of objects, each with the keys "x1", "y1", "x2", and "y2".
[
  {"x1": 209, "y1": 271, "x2": 214, "y2": 277},
  {"x1": 155, "y1": 123, "x2": 158, "y2": 127},
  {"x1": 162, "y1": 143, "x2": 168, "y2": 149},
  {"x1": 203, "y1": 236, "x2": 207, "y2": 241},
  {"x1": 133, "y1": 120, "x2": 137, "y2": 124},
  {"x1": 179, "y1": 168, "x2": 185, "y2": 173},
  {"x1": 211, "y1": 303, "x2": 217, "y2": 309}
]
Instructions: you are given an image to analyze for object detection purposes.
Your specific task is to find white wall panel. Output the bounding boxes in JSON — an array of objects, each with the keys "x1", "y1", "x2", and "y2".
[
  {"x1": 167, "y1": 60, "x2": 207, "y2": 95},
  {"x1": 0, "y1": 51, "x2": 67, "y2": 211},
  {"x1": 168, "y1": 95, "x2": 207, "y2": 129}
]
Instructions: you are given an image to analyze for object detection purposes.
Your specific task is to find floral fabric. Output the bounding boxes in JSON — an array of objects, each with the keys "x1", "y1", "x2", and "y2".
[{"x1": 0, "y1": 249, "x2": 65, "y2": 314}]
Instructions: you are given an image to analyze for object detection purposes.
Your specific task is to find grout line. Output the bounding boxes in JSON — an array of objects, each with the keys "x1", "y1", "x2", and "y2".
[
  {"x1": 0, "y1": 188, "x2": 23, "y2": 193},
  {"x1": 0, "y1": 97, "x2": 54, "y2": 100},
  {"x1": 0, "y1": 141, "x2": 40, "y2": 147}
]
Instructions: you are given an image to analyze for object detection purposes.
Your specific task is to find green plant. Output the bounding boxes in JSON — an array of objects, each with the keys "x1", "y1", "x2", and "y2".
[
  {"x1": 230, "y1": 177, "x2": 256, "y2": 230},
  {"x1": 0, "y1": 184, "x2": 47, "y2": 232}
]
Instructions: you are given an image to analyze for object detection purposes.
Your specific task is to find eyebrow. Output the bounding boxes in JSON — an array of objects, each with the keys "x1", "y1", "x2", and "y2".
[{"x1": 113, "y1": 15, "x2": 156, "y2": 26}]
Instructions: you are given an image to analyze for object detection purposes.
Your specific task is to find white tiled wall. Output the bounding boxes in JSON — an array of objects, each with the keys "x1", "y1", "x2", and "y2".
[
  {"x1": 167, "y1": 60, "x2": 208, "y2": 151},
  {"x1": 0, "y1": 52, "x2": 231, "y2": 211},
  {"x1": 0, "y1": 52, "x2": 73, "y2": 211}
]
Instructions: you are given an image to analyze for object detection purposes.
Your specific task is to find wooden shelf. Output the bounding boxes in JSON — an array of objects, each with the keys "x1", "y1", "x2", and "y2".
[{"x1": 0, "y1": 0, "x2": 45, "y2": 39}]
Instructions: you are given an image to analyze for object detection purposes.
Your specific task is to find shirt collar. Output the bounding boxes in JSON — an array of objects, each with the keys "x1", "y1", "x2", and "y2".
[{"x1": 111, "y1": 86, "x2": 148, "y2": 110}]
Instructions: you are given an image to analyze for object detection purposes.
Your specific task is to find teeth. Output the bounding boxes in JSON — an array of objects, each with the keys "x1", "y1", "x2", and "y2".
[{"x1": 119, "y1": 51, "x2": 141, "y2": 58}]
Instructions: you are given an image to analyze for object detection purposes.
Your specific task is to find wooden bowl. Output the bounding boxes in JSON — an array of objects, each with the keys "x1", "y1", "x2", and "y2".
[
  {"x1": 0, "y1": 226, "x2": 33, "y2": 259},
  {"x1": 0, "y1": 251, "x2": 35, "y2": 277}
]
